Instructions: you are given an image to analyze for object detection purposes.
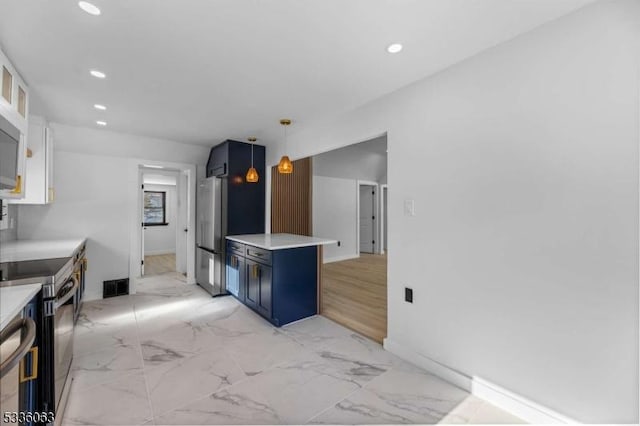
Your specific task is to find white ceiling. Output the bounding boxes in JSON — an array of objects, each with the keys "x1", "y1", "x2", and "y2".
[{"x1": 0, "y1": 0, "x2": 593, "y2": 147}]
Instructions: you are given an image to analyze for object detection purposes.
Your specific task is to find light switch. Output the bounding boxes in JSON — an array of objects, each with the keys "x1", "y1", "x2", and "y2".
[{"x1": 404, "y1": 199, "x2": 415, "y2": 216}]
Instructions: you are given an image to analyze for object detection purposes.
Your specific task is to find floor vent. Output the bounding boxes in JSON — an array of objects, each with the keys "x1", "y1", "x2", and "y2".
[{"x1": 103, "y1": 278, "x2": 129, "y2": 298}]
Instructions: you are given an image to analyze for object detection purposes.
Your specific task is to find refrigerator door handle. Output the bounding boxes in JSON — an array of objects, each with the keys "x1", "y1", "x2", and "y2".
[{"x1": 208, "y1": 257, "x2": 214, "y2": 285}]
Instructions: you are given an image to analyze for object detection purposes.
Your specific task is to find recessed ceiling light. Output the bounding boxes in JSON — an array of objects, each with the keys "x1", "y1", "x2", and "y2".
[
  {"x1": 143, "y1": 165, "x2": 164, "y2": 169},
  {"x1": 387, "y1": 43, "x2": 403, "y2": 54},
  {"x1": 78, "y1": 1, "x2": 101, "y2": 16},
  {"x1": 96, "y1": 121, "x2": 107, "y2": 126},
  {"x1": 90, "y1": 69, "x2": 106, "y2": 79},
  {"x1": 94, "y1": 104, "x2": 107, "y2": 110}
]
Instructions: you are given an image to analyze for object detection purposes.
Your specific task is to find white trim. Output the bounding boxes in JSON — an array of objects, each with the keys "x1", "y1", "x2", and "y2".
[
  {"x1": 379, "y1": 184, "x2": 388, "y2": 255},
  {"x1": 383, "y1": 338, "x2": 472, "y2": 391},
  {"x1": 128, "y1": 159, "x2": 197, "y2": 293},
  {"x1": 472, "y1": 377, "x2": 579, "y2": 424},
  {"x1": 323, "y1": 253, "x2": 360, "y2": 264},
  {"x1": 383, "y1": 338, "x2": 580, "y2": 424},
  {"x1": 143, "y1": 249, "x2": 177, "y2": 256}
]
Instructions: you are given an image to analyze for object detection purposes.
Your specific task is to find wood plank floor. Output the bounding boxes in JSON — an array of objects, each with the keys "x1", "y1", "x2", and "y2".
[
  {"x1": 144, "y1": 253, "x2": 176, "y2": 276},
  {"x1": 321, "y1": 253, "x2": 387, "y2": 343}
]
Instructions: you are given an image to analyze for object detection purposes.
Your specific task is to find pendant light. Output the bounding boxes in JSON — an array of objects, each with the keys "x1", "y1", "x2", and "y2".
[
  {"x1": 277, "y1": 119, "x2": 293, "y2": 174},
  {"x1": 246, "y1": 137, "x2": 259, "y2": 183}
]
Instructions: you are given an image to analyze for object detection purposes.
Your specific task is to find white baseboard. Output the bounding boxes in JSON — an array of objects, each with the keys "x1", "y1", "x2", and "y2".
[
  {"x1": 144, "y1": 250, "x2": 176, "y2": 256},
  {"x1": 323, "y1": 253, "x2": 359, "y2": 264},
  {"x1": 383, "y1": 338, "x2": 579, "y2": 424},
  {"x1": 383, "y1": 338, "x2": 472, "y2": 391},
  {"x1": 471, "y1": 377, "x2": 579, "y2": 424}
]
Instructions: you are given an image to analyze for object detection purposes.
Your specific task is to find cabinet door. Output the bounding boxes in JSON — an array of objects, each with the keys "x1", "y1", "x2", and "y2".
[
  {"x1": 226, "y1": 252, "x2": 245, "y2": 301},
  {"x1": 258, "y1": 264, "x2": 272, "y2": 318},
  {"x1": 245, "y1": 260, "x2": 260, "y2": 311},
  {"x1": 246, "y1": 259, "x2": 271, "y2": 318},
  {"x1": 207, "y1": 143, "x2": 228, "y2": 177},
  {"x1": 8, "y1": 119, "x2": 54, "y2": 204}
]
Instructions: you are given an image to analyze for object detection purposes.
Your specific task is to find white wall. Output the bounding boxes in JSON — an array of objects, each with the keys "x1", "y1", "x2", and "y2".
[
  {"x1": 312, "y1": 176, "x2": 357, "y2": 262},
  {"x1": 312, "y1": 136, "x2": 387, "y2": 260},
  {"x1": 313, "y1": 135, "x2": 387, "y2": 182},
  {"x1": 143, "y1": 183, "x2": 177, "y2": 255},
  {"x1": 0, "y1": 204, "x2": 18, "y2": 242},
  {"x1": 18, "y1": 123, "x2": 209, "y2": 300},
  {"x1": 269, "y1": 1, "x2": 640, "y2": 422}
]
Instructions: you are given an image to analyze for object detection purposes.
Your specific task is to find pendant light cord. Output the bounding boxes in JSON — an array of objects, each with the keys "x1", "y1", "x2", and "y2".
[{"x1": 284, "y1": 122, "x2": 288, "y2": 154}]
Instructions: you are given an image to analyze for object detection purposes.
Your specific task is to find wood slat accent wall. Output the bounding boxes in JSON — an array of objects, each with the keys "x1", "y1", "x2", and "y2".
[{"x1": 271, "y1": 157, "x2": 312, "y2": 236}]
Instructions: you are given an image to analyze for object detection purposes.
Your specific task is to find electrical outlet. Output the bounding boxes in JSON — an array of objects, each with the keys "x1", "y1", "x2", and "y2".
[{"x1": 405, "y1": 287, "x2": 413, "y2": 303}]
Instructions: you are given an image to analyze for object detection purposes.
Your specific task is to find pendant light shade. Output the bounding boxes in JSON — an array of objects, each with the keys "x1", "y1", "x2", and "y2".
[
  {"x1": 246, "y1": 167, "x2": 259, "y2": 182},
  {"x1": 246, "y1": 137, "x2": 259, "y2": 183},
  {"x1": 277, "y1": 156, "x2": 293, "y2": 174},
  {"x1": 278, "y1": 119, "x2": 293, "y2": 174}
]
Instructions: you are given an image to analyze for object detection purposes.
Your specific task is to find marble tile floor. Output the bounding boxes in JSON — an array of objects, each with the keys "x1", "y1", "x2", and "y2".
[{"x1": 63, "y1": 274, "x2": 524, "y2": 425}]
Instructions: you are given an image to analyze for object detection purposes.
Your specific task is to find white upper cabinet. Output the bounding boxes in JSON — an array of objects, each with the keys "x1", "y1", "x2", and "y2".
[
  {"x1": 0, "y1": 47, "x2": 28, "y2": 199},
  {"x1": 11, "y1": 116, "x2": 55, "y2": 205}
]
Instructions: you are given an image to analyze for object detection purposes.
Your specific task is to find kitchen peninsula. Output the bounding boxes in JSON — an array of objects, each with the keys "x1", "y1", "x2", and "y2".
[{"x1": 225, "y1": 233, "x2": 336, "y2": 326}]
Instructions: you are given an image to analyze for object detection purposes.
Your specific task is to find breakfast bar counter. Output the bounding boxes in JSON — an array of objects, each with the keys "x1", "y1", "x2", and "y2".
[
  {"x1": 226, "y1": 233, "x2": 336, "y2": 250},
  {"x1": 225, "y1": 233, "x2": 336, "y2": 326}
]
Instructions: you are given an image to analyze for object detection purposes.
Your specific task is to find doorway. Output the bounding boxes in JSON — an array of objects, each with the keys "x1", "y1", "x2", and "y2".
[
  {"x1": 128, "y1": 160, "x2": 196, "y2": 293},
  {"x1": 141, "y1": 170, "x2": 180, "y2": 277},
  {"x1": 309, "y1": 135, "x2": 388, "y2": 343}
]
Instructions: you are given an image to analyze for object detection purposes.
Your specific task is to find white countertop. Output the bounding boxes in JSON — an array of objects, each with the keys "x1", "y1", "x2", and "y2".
[
  {"x1": 0, "y1": 284, "x2": 41, "y2": 331},
  {"x1": 0, "y1": 238, "x2": 87, "y2": 263},
  {"x1": 226, "y1": 233, "x2": 337, "y2": 250}
]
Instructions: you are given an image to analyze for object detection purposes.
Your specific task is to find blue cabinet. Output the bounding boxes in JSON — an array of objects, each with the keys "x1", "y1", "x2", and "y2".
[
  {"x1": 246, "y1": 259, "x2": 272, "y2": 318},
  {"x1": 225, "y1": 240, "x2": 318, "y2": 326},
  {"x1": 226, "y1": 251, "x2": 245, "y2": 301},
  {"x1": 205, "y1": 140, "x2": 266, "y2": 235}
]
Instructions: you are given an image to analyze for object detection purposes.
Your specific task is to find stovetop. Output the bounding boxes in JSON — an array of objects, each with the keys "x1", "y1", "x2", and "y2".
[{"x1": 0, "y1": 257, "x2": 72, "y2": 285}]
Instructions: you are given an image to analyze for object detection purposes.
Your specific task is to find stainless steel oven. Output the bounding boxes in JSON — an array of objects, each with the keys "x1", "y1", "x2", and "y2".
[
  {"x1": 0, "y1": 257, "x2": 77, "y2": 426},
  {"x1": 42, "y1": 261, "x2": 77, "y2": 426},
  {"x1": 1, "y1": 302, "x2": 39, "y2": 426}
]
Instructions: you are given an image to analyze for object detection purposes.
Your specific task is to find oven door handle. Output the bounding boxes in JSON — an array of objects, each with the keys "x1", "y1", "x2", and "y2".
[
  {"x1": 55, "y1": 275, "x2": 80, "y2": 310},
  {"x1": 0, "y1": 317, "x2": 36, "y2": 379}
]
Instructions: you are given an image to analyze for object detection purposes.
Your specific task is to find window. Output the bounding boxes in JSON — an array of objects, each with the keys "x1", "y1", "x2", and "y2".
[
  {"x1": 143, "y1": 191, "x2": 167, "y2": 226},
  {"x1": 2, "y1": 66, "x2": 13, "y2": 103}
]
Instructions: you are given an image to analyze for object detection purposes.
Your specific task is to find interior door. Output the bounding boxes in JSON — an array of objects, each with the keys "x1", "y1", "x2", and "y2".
[
  {"x1": 359, "y1": 185, "x2": 375, "y2": 253},
  {"x1": 140, "y1": 183, "x2": 146, "y2": 276}
]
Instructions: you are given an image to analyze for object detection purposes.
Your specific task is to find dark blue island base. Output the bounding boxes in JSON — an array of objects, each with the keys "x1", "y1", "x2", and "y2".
[{"x1": 226, "y1": 240, "x2": 319, "y2": 327}]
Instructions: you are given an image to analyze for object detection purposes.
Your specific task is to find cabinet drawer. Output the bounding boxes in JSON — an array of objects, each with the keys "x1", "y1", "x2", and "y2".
[
  {"x1": 246, "y1": 246, "x2": 272, "y2": 265},
  {"x1": 227, "y1": 241, "x2": 245, "y2": 255}
]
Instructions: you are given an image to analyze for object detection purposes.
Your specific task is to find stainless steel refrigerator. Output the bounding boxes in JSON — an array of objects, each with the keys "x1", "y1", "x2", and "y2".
[{"x1": 196, "y1": 177, "x2": 224, "y2": 296}]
